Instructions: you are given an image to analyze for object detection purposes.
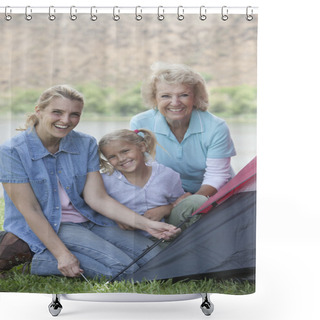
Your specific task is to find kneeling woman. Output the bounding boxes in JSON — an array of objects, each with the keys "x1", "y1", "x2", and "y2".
[{"x1": 0, "y1": 85, "x2": 179, "y2": 279}]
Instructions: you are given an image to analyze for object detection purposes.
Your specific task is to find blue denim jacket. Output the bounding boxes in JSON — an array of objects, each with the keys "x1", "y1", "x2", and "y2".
[{"x1": 0, "y1": 127, "x2": 112, "y2": 254}]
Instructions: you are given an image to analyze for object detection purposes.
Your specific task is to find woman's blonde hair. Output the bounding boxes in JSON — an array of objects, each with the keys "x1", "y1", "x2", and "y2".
[
  {"x1": 19, "y1": 84, "x2": 84, "y2": 130},
  {"x1": 98, "y1": 128, "x2": 157, "y2": 174},
  {"x1": 141, "y1": 62, "x2": 209, "y2": 111}
]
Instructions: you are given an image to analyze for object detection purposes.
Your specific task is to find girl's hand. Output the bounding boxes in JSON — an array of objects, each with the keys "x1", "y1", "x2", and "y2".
[
  {"x1": 57, "y1": 251, "x2": 83, "y2": 278},
  {"x1": 143, "y1": 204, "x2": 173, "y2": 221},
  {"x1": 116, "y1": 222, "x2": 135, "y2": 230}
]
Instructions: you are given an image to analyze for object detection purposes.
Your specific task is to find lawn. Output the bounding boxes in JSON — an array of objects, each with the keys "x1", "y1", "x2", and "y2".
[{"x1": 0, "y1": 198, "x2": 254, "y2": 295}]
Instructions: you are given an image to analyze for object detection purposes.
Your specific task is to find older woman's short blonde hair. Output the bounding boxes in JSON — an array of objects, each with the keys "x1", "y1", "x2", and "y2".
[{"x1": 141, "y1": 62, "x2": 209, "y2": 111}]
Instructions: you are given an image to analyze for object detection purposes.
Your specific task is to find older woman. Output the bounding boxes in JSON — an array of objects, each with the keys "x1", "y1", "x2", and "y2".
[
  {"x1": 130, "y1": 62, "x2": 236, "y2": 227},
  {"x1": 0, "y1": 85, "x2": 179, "y2": 279}
]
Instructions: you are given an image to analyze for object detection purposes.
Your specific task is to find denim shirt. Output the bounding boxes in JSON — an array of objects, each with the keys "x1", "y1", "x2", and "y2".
[{"x1": 0, "y1": 127, "x2": 111, "y2": 254}]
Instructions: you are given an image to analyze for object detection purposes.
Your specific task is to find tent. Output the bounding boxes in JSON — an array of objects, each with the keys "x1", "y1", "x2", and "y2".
[{"x1": 124, "y1": 157, "x2": 257, "y2": 283}]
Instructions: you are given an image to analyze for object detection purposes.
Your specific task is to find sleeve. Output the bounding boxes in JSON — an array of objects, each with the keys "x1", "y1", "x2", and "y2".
[
  {"x1": 0, "y1": 145, "x2": 29, "y2": 183},
  {"x1": 87, "y1": 136, "x2": 100, "y2": 173},
  {"x1": 202, "y1": 158, "x2": 232, "y2": 190},
  {"x1": 129, "y1": 115, "x2": 139, "y2": 130},
  {"x1": 207, "y1": 121, "x2": 236, "y2": 159},
  {"x1": 166, "y1": 170, "x2": 185, "y2": 203}
]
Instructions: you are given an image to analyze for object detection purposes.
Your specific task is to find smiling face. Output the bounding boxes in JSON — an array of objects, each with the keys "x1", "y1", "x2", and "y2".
[
  {"x1": 155, "y1": 81, "x2": 195, "y2": 127},
  {"x1": 35, "y1": 97, "x2": 83, "y2": 148},
  {"x1": 100, "y1": 140, "x2": 147, "y2": 175}
]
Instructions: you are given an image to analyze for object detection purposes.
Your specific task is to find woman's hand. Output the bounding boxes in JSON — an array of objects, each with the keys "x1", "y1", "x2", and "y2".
[
  {"x1": 145, "y1": 220, "x2": 181, "y2": 240},
  {"x1": 172, "y1": 192, "x2": 192, "y2": 207},
  {"x1": 57, "y1": 251, "x2": 83, "y2": 278}
]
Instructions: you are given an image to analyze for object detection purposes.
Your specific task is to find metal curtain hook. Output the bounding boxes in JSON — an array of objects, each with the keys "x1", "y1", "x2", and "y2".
[
  {"x1": 135, "y1": 6, "x2": 142, "y2": 21},
  {"x1": 48, "y1": 6, "x2": 56, "y2": 21},
  {"x1": 200, "y1": 6, "x2": 207, "y2": 21},
  {"x1": 113, "y1": 6, "x2": 120, "y2": 21},
  {"x1": 5, "y1": 6, "x2": 12, "y2": 21},
  {"x1": 25, "y1": 6, "x2": 32, "y2": 21},
  {"x1": 90, "y1": 6, "x2": 98, "y2": 21},
  {"x1": 157, "y1": 6, "x2": 164, "y2": 21},
  {"x1": 221, "y1": 6, "x2": 228, "y2": 21},
  {"x1": 70, "y1": 6, "x2": 77, "y2": 21},
  {"x1": 177, "y1": 6, "x2": 184, "y2": 21},
  {"x1": 246, "y1": 6, "x2": 254, "y2": 21}
]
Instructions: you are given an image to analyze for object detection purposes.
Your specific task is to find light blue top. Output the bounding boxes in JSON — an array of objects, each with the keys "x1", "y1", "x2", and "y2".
[
  {"x1": 101, "y1": 161, "x2": 184, "y2": 217},
  {"x1": 0, "y1": 127, "x2": 111, "y2": 254},
  {"x1": 130, "y1": 109, "x2": 236, "y2": 193}
]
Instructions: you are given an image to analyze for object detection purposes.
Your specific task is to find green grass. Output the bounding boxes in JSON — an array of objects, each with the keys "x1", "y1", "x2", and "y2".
[{"x1": 0, "y1": 198, "x2": 254, "y2": 295}]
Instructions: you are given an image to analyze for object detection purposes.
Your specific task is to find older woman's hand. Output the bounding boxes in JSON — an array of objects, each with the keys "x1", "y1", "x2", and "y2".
[{"x1": 172, "y1": 192, "x2": 193, "y2": 207}]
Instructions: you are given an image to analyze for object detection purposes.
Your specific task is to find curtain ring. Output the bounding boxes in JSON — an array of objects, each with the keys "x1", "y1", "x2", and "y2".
[
  {"x1": 246, "y1": 6, "x2": 254, "y2": 21},
  {"x1": 90, "y1": 6, "x2": 98, "y2": 21},
  {"x1": 157, "y1": 6, "x2": 165, "y2": 21},
  {"x1": 4, "y1": 6, "x2": 12, "y2": 21},
  {"x1": 200, "y1": 6, "x2": 207, "y2": 21},
  {"x1": 48, "y1": 6, "x2": 56, "y2": 21},
  {"x1": 25, "y1": 6, "x2": 32, "y2": 21},
  {"x1": 221, "y1": 6, "x2": 228, "y2": 21},
  {"x1": 177, "y1": 6, "x2": 184, "y2": 21},
  {"x1": 135, "y1": 6, "x2": 142, "y2": 21},
  {"x1": 70, "y1": 6, "x2": 77, "y2": 21},
  {"x1": 113, "y1": 6, "x2": 120, "y2": 21}
]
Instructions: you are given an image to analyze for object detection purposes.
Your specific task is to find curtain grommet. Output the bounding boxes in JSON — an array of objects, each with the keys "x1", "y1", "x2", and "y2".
[
  {"x1": 157, "y1": 6, "x2": 165, "y2": 21},
  {"x1": 70, "y1": 6, "x2": 77, "y2": 21},
  {"x1": 221, "y1": 6, "x2": 229, "y2": 21},
  {"x1": 90, "y1": 6, "x2": 98, "y2": 21},
  {"x1": 200, "y1": 6, "x2": 207, "y2": 21},
  {"x1": 246, "y1": 6, "x2": 254, "y2": 21},
  {"x1": 177, "y1": 6, "x2": 184, "y2": 21},
  {"x1": 48, "y1": 6, "x2": 56, "y2": 21},
  {"x1": 25, "y1": 6, "x2": 32, "y2": 21},
  {"x1": 135, "y1": 6, "x2": 142, "y2": 21},
  {"x1": 113, "y1": 6, "x2": 120, "y2": 21},
  {"x1": 4, "y1": 6, "x2": 12, "y2": 21}
]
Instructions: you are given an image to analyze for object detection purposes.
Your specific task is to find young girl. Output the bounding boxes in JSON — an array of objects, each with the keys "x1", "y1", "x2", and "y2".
[{"x1": 98, "y1": 129, "x2": 206, "y2": 235}]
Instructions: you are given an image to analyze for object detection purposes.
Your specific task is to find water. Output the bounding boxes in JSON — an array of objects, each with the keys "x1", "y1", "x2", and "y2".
[{"x1": 0, "y1": 118, "x2": 256, "y2": 197}]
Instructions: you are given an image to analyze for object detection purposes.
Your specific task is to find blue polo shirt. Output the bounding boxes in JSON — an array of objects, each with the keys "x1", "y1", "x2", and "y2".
[
  {"x1": 130, "y1": 109, "x2": 236, "y2": 193},
  {"x1": 0, "y1": 127, "x2": 111, "y2": 254}
]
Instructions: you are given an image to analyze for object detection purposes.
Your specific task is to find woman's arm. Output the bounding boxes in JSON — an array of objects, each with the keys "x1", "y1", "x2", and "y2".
[
  {"x1": 83, "y1": 172, "x2": 180, "y2": 240},
  {"x1": 3, "y1": 182, "x2": 83, "y2": 278}
]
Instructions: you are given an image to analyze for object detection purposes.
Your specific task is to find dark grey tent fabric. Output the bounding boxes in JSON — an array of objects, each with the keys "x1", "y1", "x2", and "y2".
[{"x1": 125, "y1": 191, "x2": 256, "y2": 282}]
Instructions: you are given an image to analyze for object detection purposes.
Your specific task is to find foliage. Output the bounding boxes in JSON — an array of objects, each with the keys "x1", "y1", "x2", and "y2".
[
  {"x1": 209, "y1": 85, "x2": 257, "y2": 117},
  {"x1": 0, "y1": 83, "x2": 257, "y2": 119}
]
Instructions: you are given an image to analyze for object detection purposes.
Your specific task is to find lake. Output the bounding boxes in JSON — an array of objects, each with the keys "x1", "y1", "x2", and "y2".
[{"x1": 0, "y1": 118, "x2": 256, "y2": 197}]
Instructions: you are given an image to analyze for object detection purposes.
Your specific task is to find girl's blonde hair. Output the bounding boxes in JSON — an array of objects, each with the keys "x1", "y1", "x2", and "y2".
[
  {"x1": 19, "y1": 84, "x2": 84, "y2": 130},
  {"x1": 141, "y1": 62, "x2": 209, "y2": 111},
  {"x1": 98, "y1": 128, "x2": 157, "y2": 174}
]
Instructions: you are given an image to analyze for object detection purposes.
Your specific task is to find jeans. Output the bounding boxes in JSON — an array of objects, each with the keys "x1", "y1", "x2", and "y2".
[{"x1": 31, "y1": 221, "x2": 162, "y2": 280}]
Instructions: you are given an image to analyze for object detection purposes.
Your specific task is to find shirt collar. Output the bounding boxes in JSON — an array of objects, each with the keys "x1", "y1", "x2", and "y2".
[
  {"x1": 154, "y1": 109, "x2": 204, "y2": 138},
  {"x1": 26, "y1": 127, "x2": 80, "y2": 160}
]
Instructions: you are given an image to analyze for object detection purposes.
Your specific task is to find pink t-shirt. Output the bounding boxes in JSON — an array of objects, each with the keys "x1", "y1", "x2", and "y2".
[{"x1": 58, "y1": 181, "x2": 89, "y2": 223}]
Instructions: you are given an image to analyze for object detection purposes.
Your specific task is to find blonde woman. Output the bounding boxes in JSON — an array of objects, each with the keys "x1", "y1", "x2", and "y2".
[
  {"x1": 131, "y1": 62, "x2": 236, "y2": 204},
  {"x1": 0, "y1": 85, "x2": 179, "y2": 279}
]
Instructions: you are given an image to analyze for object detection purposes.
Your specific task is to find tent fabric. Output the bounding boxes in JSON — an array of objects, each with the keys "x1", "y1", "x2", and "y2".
[{"x1": 124, "y1": 158, "x2": 257, "y2": 283}]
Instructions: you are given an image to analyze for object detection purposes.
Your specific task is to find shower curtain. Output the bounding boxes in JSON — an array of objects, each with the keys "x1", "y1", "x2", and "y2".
[{"x1": 0, "y1": 5, "x2": 257, "y2": 306}]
